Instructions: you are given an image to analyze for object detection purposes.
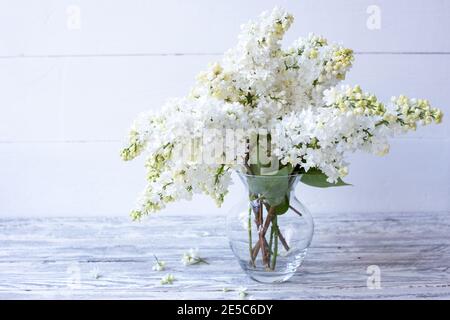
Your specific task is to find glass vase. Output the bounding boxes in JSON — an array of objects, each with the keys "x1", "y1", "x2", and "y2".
[{"x1": 226, "y1": 172, "x2": 314, "y2": 283}]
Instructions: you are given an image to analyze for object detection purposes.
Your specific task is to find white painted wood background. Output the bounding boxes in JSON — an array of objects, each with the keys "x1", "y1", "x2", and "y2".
[{"x1": 0, "y1": 0, "x2": 449, "y2": 217}]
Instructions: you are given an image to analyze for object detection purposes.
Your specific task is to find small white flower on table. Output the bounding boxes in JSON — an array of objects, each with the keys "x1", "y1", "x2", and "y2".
[
  {"x1": 237, "y1": 287, "x2": 248, "y2": 299},
  {"x1": 152, "y1": 255, "x2": 166, "y2": 271},
  {"x1": 160, "y1": 274, "x2": 175, "y2": 285},
  {"x1": 181, "y1": 248, "x2": 208, "y2": 266}
]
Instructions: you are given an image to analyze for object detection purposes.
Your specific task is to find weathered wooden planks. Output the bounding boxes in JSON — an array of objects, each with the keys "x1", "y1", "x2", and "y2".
[{"x1": 0, "y1": 211, "x2": 449, "y2": 299}]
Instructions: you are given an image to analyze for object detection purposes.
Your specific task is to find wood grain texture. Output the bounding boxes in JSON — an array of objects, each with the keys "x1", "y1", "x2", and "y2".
[{"x1": 0, "y1": 211, "x2": 449, "y2": 299}]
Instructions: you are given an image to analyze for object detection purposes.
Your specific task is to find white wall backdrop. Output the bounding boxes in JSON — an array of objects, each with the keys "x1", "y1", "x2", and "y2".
[{"x1": 0, "y1": 0, "x2": 449, "y2": 217}]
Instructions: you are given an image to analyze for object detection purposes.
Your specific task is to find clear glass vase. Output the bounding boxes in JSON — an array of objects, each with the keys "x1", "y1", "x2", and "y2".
[{"x1": 226, "y1": 172, "x2": 314, "y2": 283}]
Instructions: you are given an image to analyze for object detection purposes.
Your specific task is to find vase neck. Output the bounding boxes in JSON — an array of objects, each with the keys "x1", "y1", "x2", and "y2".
[
  {"x1": 237, "y1": 171, "x2": 300, "y2": 188},
  {"x1": 237, "y1": 171, "x2": 299, "y2": 198}
]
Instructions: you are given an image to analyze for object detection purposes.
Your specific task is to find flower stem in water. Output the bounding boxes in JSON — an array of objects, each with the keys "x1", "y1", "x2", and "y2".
[
  {"x1": 248, "y1": 207, "x2": 255, "y2": 267},
  {"x1": 268, "y1": 220, "x2": 274, "y2": 261},
  {"x1": 271, "y1": 215, "x2": 279, "y2": 270}
]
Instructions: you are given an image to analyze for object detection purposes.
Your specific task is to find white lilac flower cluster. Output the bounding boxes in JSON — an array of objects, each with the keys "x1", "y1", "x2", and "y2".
[
  {"x1": 273, "y1": 85, "x2": 443, "y2": 182},
  {"x1": 121, "y1": 7, "x2": 443, "y2": 219}
]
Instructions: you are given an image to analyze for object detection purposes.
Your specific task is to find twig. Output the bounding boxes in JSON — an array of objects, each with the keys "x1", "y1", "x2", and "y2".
[
  {"x1": 251, "y1": 240, "x2": 260, "y2": 259},
  {"x1": 248, "y1": 208, "x2": 255, "y2": 267},
  {"x1": 271, "y1": 216, "x2": 279, "y2": 270},
  {"x1": 251, "y1": 205, "x2": 275, "y2": 266},
  {"x1": 251, "y1": 200, "x2": 262, "y2": 261},
  {"x1": 276, "y1": 226, "x2": 290, "y2": 251},
  {"x1": 258, "y1": 200, "x2": 270, "y2": 267},
  {"x1": 289, "y1": 205, "x2": 302, "y2": 216},
  {"x1": 268, "y1": 222, "x2": 274, "y2": 261},
  {"x1": 261, "y1": 206, "x2": 275, "y2": 236}
]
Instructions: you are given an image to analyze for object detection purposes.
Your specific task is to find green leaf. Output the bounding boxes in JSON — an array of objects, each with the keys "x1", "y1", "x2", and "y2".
[
  {"x1": 247, "y1": 165, "x2": 293, "y2": 207},
  {"x1": 273, "y1": 196, "x2": 290, "y2": 215},
  {"x1": 260, "y1": 163, "x2": 292, "y2": 176},
  {"x1": 300, "y1": 168, "x2": 351, "y2": 188}
]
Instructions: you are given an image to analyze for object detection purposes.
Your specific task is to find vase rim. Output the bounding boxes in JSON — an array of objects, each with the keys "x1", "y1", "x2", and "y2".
[{"x1": 236, "y1": 170, "x2": 302, "y2": 179}]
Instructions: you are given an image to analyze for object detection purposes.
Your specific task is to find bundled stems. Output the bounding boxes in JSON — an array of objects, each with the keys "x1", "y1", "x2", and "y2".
[{"x1": 249, "y1": 199, "x2": 290, "y2": 271}]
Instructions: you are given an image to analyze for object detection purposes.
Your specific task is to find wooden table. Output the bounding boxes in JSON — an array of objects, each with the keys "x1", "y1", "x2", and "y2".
[{"x1": 0, "y1": 212, "x2": 449, "y2": 299}]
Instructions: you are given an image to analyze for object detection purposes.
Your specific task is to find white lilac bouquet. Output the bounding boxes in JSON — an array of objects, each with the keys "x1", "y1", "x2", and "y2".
[{"x1": 121, "y1": 7, "x2": 443, "y2": 221}]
